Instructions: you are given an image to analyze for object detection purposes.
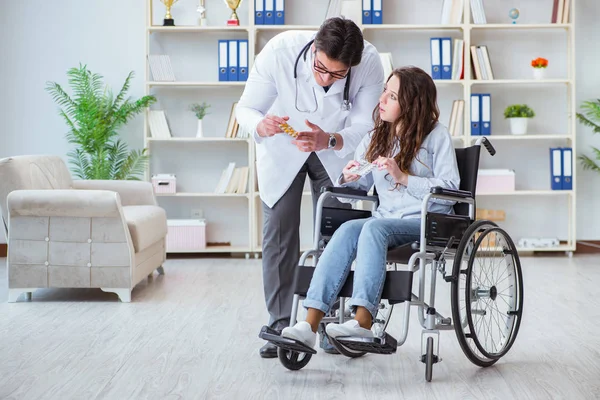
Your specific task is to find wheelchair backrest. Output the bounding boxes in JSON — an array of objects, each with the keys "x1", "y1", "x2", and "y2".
[
  {"x1": 454, "y1": 145, "x2": 481, "y2": 216},
  {"x1": 370, "y1": 145, "x2": 481, "y2": 217}
]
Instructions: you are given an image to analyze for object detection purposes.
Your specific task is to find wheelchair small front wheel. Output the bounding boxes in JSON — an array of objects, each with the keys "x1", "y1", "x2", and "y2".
[
  {"x1": 451, "y1": 220, "x2": 524, "y2": 367},
  {"x1": 278, "y1": 348, "x2": 312, "y2": 371},
  {"x1": 425, "y1": 337, "x2": 434, "y2": 382}
]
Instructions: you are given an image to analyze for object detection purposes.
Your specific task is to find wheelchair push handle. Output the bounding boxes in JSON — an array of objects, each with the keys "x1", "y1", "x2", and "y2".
[{"x1": 476, "y1": 136, "x2": 496, "y2": 156}]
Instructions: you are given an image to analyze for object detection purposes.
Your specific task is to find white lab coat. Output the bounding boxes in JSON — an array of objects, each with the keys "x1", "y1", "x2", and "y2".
[{"x1": 235, "y1": 30, "x2": 385, "y2": 208}]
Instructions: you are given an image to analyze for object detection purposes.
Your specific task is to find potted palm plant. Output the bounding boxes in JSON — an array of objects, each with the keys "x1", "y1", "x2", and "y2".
[
  {"x1": 504, "y1": 104, "x2": 535, "y2": 135},
  {"x1": 190, "y1": 102, "x2": 211, "y2": 138},
  {"x1": 46, "y1": 64, "x2": 156, "y2": 180},
  {"x1": 576, "y1": 98, "x2": 600, "y2": 172}
]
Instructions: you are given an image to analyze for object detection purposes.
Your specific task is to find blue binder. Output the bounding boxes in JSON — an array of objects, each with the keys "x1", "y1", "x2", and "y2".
[
  {"x1": 227, "y1": 40, "x2": 238, "y2": 81},
  {"x1": 430, "y1": 38, "x2": 441, "y2": 80},
  {"x1": 264, "y1": 0, "x2": 274, "y2": 24},
  {"x1": 480, "y1": 93, "x2": 491, "y2": 135},
  {"x1": 362, "y1": 0, "x2": 372, "y2": 24},
  {"x1": 372, "y1": 0, "x2": 382, "y2": 24},
  {"x1": 550, "y1": 147, "x2": 563, "y2": 190},
  {"x1": 275, "y1": 0, "x2": 284, "y2": 24},
  {"x1": 238, "y1": 39, "x2": 249, "y2": 81},
  {"x1": 562, "y1": 147, "x2": 573, "y2": 190},
  {"x1": 470, "y1": 94, "x2": 481, "y2": 135},
  {"x1": 254, "y1": 0, "x2": 264, "y2": 24},
  {"x1": 218, "y1": 40, "x2": 229, "y2": 81},
  {"x1": 441, "y1": 37, "x2": 452, "y2": 80}
]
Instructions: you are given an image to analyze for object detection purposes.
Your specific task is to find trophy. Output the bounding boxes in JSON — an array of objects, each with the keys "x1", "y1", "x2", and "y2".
[
  {"x1": 224, "y1": 0, "x2": 243, "y2": 26},
  {"x1": 161, "y1": 0, "x2": 179, "y2": 26}
]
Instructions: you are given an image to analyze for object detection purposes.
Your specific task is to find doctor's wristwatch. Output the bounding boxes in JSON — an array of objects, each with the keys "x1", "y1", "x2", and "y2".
[{"x1": 327, "y1": 133, "x2": 337, "y2": 149}]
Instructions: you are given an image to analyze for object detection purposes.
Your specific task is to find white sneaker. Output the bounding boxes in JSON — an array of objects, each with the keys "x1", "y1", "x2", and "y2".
[
  {"x1": 281, "y1": 321, "x2": 316, "y2": 348},
  {"x1": 325, "y1": 319, "x2": 374, "y2": 339}
]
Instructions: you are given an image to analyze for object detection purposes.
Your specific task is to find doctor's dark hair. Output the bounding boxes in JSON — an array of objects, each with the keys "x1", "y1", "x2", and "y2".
[
  {"x1": 365, "y1": 66, "x2": 440, "y2": 187},
  {"x1": 314, "y1": 17, "x2": 364, "y2": 67}
]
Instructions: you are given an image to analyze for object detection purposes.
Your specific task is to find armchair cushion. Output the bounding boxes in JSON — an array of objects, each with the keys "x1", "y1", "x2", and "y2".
[{"x1": 122, "y1": 205, "x2": 167, "y2": 253}]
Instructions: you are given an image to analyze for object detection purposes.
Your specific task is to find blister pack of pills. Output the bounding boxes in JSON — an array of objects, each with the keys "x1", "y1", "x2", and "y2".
[
  {"x1": 279, "y1": 122, "x2": 299, "y2": 138},
  {"x1": 348, "y1": 160, "x2": 376, "y2": 176}
]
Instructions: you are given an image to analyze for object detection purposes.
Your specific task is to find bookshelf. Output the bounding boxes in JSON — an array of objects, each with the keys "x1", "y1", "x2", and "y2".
[{"x1": 144, "y1": 0, "x2": 576, "y2": 256}]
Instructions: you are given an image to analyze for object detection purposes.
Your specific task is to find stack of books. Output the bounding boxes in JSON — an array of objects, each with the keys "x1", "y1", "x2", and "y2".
[
  {"x1": 470, "y1": 45, "x2": 494, "y2": 80},
  {"x1": 215, "y1": 163, "x2": 249, "y2": 194},
  {"x1": 448, "y1": 100, "x2": 465, "y2": 136},
  {"x1": 148, "y1": 55, "x2": 175, "y2": 81}
]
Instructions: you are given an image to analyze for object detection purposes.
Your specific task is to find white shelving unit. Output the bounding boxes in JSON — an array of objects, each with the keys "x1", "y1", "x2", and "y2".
[{"x1": 144, "y1": 0, "x2": 575, "y2": 256}]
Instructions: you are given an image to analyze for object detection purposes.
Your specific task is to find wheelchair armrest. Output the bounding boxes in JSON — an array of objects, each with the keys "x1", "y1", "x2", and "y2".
[
  {"x1": 430, "y1": 186, "x2": 472, "y2": 199},
  {"x1": 321, "y1": 186, "x2": 368, "y2": 197},
  {"x1": 320, "y1": 186, "x2": 378, "y2": 203}
]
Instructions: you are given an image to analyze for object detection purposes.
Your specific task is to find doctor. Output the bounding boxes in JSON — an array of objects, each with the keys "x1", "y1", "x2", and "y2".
[{"x1": 235, "y1": 17, "x2": 384, "y2": 358}]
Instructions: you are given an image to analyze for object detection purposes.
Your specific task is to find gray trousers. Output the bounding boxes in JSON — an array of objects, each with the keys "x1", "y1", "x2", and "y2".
[{"x1": 261, "y1": 153, "x2": 347, "y2": 328}]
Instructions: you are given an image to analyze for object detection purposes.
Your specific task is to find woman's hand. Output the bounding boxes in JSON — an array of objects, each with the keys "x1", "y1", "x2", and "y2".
[
  {"x1": 341, "y1": 160, "x2": 361, "y2": 184},
  {"x1": 375, "y1": 156, "x2": 408, "y2": 186}
]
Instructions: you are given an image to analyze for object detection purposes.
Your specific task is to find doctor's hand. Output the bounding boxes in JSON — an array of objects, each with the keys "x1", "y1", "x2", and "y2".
[
  {"x1": 375, "y1": 156, "x2": 408, "y2": 186},
  {"x1": 292, "y1": 120, "x2": 330, "y2": 152},
  {"x1": 257, "y1": 114, "x2": 289, "y2": 137},
  {"x1": 341, "y1": 160, "x2": 361, "y2": 184}
]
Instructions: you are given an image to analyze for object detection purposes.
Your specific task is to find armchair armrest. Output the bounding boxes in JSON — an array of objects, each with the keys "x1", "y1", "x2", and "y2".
[
  {"x1": 7, "y1": 190, "x2": 122, "y2": 218},
  {"x1": 72, "y1": 180, "x2": 156, "y2": 206}
]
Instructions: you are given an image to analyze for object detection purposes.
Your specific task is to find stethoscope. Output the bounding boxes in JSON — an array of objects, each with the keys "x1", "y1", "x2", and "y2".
[{"x1": 293, "y1": 39, "x2": 352, "y2": 112}]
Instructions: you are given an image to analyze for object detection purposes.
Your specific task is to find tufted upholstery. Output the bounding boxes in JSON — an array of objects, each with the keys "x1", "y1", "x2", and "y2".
[{"x1": 0, "y1": 155, "x2": 167, "y2": 302}]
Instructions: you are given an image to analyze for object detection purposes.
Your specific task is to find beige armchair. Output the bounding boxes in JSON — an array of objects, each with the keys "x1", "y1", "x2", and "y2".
[{"x1": 0, "y1": 155, "x2": 167, "y2": 302}]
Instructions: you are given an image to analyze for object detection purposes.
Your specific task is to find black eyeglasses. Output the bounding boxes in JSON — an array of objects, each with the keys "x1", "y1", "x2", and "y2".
[{"x1": 312, "y1": 51, "x2": 350, "y2": 80}]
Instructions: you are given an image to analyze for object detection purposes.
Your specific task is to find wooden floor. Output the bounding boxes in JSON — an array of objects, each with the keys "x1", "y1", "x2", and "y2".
[{"x1": 1, "y1": 254, "x2": 599, "y2": 400}]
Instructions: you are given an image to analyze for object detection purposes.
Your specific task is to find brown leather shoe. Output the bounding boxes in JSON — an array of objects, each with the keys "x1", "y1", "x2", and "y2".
[{"x1": 259, "y1": 342, "x2": 278, "y2": 358}]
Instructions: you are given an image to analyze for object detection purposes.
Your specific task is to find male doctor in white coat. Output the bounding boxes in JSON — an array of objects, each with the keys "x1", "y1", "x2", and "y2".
[{"x1": 235, "y1": 17, "x2": 384, "y2": 358}]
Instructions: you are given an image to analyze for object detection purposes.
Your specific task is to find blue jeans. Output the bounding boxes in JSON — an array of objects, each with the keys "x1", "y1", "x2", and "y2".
[{"x1": 303, "y1": 217, "x2": 421, "y2": 318}]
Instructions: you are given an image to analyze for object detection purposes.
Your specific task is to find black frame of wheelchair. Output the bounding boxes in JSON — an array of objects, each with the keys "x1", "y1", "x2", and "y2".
[{"x1": 259, "y1": 137, "x2": 524, "y2": 381}]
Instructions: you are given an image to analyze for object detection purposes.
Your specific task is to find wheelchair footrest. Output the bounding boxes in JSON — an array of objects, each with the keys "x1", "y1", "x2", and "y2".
[
  {"x1": 333, "y1": 332, "x2": 398, "y2": 355},
  {"x1": 258, "y1": 325, "x2": 317, "y2": 355}
]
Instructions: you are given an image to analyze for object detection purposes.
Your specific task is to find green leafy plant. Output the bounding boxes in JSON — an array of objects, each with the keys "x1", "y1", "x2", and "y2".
[
  {"x1": 576, "y1": 99, "x2": 600, "y2": 172},
  {"x1": 504, "y1": 104, "x2": 535, "y2": 119},
  {"x1": 45, "y1": 64, "x2": 156, "y2": 180},
  {"x1": 189, "y1": 102, "x2": 211, "y2": 119}
]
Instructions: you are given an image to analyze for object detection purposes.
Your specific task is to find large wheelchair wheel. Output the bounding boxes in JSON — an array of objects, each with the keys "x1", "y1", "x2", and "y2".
[{"x1": 451, "y1": 220, "x2": 524, "y2": 367}]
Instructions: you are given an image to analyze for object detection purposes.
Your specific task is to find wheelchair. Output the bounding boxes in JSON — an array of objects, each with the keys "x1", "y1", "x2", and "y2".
[{"x1": 259, "y1": 137, "x2": 524, "y2": 382}]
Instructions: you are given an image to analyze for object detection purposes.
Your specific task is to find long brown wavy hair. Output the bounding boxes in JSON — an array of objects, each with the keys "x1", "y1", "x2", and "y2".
[{"x1": 364, "y1": 66, "x2": 440, "y2": 185}]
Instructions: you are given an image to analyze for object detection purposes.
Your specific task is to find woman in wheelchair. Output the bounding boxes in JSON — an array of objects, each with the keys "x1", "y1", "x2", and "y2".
[{"x1": 280, "y1": 66, "x2": 461, "y2": 349}]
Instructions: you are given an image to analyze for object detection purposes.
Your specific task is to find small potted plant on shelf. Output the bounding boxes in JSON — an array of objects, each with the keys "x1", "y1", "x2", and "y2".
[
  {"x1": 531, "y1": 57, "x2": 548, "y2": 80},
  {"x1": 504, "y1": 104, "x2": 535, "y2": 135},
  {"x1": 190, "y1": 102, "x2": 211, "y2": 137}
]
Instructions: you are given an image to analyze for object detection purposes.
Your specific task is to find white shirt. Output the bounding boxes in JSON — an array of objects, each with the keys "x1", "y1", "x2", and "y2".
[
  {"x1": 336, "y1": 122, "x2": 461, "y2": 219},
  {"x1": 235, "y1": 30, "x2": 384, "y2": 208}
]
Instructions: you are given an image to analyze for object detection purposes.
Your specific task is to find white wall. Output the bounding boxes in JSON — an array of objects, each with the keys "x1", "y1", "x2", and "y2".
[
  {"x1": 0, "y1": 0, "x2": 146, "y2": 243},
  {"x1": 0, "y1": 0, "x2": 599, "y2": 244}
]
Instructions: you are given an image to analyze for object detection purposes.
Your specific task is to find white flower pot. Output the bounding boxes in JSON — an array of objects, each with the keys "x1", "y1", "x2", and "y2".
[
  {"x1": 509, "y1": 118, "x2": 529, "y2": 135},
  {"x1": 196, "y1": 119, "x2": 204, "y2": 138},
  {"x1": 532, "y1": 68, "x2": 546, "y2": 80}
]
